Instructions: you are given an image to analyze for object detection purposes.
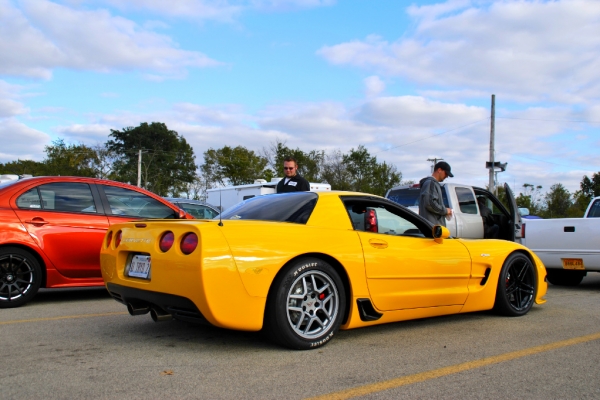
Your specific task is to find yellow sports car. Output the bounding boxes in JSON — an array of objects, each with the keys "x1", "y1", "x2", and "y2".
[{"x1": 100, "y1": 191, "x2": 547, "y2": 350}]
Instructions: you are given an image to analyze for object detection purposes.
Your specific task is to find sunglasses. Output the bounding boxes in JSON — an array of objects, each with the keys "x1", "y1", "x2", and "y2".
[{"x1": 283, "y1": 167, "x2": 295, "y2": 170}]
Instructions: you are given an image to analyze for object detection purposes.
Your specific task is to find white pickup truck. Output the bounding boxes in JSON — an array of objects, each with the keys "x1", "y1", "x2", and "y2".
[
  {"x1": 518, "y1": 196, "x2": 600, "y2": 286},
  {"x1": 386, "y1": 182, "x2": 522, "y2": 242}
]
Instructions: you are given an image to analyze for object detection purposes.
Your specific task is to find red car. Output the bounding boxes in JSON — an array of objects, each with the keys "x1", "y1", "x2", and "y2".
[{"x1": 0, "y1": 176, "x2": 192, "y2": 308}]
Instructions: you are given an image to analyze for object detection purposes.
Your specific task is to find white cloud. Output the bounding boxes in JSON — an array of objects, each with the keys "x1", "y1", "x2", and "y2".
[
  {"x1": 8, "y1": 93, "x2": 597, "y2": 194},
  {"x1": 364, "y1": 75, "x2": 385, "y2": 98},
  {"x1": 318, "y1": 0, "x2": 600, "y2": 104},
  {"x1": 0, "y1": 118, "x2": 50, "y2": 163},
  {"x1": 0, "y1": 0, "x2": 222, "y2": 80}
]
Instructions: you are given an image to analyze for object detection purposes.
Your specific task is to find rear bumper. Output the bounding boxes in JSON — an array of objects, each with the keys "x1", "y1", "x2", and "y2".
[{"x1": 106, "y1": 282, "x2": 209, "y2": 325}]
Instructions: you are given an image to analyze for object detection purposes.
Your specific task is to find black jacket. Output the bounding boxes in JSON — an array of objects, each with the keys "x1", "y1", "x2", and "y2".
[{"x1": 276, "y1": 175, "x2": 310, "y2": 193}]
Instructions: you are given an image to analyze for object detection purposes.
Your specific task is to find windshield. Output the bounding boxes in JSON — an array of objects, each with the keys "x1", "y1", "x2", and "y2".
[{"x1": 218, "y1": 192, "x2": 318, "y2": 224}]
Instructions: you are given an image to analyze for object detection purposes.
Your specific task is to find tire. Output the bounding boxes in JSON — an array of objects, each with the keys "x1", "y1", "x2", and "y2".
[
  {"x1": 264, "y1": 257, "x2": 346, "y2": 350},
  {"x1": 0, "y1": 247, "x2": 43, "y2": 308},
  {"x1": 494, "y1": 253, "x2": 536, "y2": 316},
  {"x1": 546, "y1": 269, "x2": 586, "y2": 286}
]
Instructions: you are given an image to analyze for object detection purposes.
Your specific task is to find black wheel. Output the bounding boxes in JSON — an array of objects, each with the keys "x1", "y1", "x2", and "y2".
[
  {"x1": 264, "y1": 257, "x2": 346, "y2": 350},
  {"x1": 494, "y1": 253, "x2": 536, "y2": 316},
  {"x1": 546, "y1": 269, "x2": 586, "y2": 286},
  {"x1": 0, "y1": 247, "x2": 43, "y2": 308}
]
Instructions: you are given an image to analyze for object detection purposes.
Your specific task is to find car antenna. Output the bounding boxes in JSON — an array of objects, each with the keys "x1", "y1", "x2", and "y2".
[{"x1": 218, "y1": 188, "x2": 223, "y2": 226}]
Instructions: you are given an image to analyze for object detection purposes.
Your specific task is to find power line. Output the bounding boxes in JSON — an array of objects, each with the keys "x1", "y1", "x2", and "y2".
[
  {"x1": 496, "y1": 150, "x2": 600, "y2": 171},
  {"x1": 373, "y1": 117, "x2": 490, "y2": 155},
  {"x1": 497, "y1": 116, "x2": 600, "y2": 124}
]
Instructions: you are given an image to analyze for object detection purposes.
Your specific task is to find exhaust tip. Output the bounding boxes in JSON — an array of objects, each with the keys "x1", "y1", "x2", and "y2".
[
  {"x1": 127, "y1": 302, "x2": 150, "y2": 316},
  {"x1": 150, "y1": 307, "x2": 173, "y2": 322}
]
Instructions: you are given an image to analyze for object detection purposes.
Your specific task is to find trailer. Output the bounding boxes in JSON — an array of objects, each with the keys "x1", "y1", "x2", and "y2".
[{"x1": 207, "y1": 178, "x2": 331, "y2": 211}]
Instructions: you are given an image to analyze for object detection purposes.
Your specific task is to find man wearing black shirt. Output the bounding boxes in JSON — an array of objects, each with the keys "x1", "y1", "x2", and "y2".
[{"x1": 276, "y1": 156, "x2": 310, "y2": 193}]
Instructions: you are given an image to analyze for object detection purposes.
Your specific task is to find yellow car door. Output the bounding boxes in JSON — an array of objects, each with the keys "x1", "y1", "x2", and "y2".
[{"x1": 346, "y1": 201, "x2": 472, "y2": 311}]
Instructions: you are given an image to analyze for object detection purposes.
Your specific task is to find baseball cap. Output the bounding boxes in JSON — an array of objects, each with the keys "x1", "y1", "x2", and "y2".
[{"x1": 434, "y1": 161, "x2": 454, "y2": 177}]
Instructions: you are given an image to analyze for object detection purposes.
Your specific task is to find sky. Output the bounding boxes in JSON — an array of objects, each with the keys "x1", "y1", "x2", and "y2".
[{"x1": 1, "y1": 0, "x2": 599, "y2": 196}]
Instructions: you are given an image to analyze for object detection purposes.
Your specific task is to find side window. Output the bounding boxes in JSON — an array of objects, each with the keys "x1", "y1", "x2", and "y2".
[
  {"x1": 17, "y1": 183, "x2": 96, "y2": 213},
  {"x1": 16, "y1": 188, "x2": 43, "y2": 209},
  {"x1": 102, "y1": 185, "x2": 176, "y2": 219},
  {"x1": 177, "y1": 203, "x2": 219, "y2": 219},
  {"x1": 346, "y1": 202, "x2": 423, "y2": 237},
  {"x1": 455, "y1": 187, "x2": 477, "y2": 214}
]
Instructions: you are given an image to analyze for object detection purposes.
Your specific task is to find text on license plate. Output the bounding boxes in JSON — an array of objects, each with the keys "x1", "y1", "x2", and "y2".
[
  {"x1": 128, "y1": 255, "x2": 151, "y2": 279},
  {"x1": 562, "y1": 258, "x2": 584, "y2": 270}
]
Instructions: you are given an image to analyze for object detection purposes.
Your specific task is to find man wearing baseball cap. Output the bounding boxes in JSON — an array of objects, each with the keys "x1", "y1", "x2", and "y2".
[{"x1": 419, "y1": 161, "x2": 454, "y2": 226}]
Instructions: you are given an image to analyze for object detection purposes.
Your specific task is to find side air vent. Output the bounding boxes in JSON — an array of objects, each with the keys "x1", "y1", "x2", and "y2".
[{"x1": 356, "y1": 298, "x2": 383, "y2": 321}]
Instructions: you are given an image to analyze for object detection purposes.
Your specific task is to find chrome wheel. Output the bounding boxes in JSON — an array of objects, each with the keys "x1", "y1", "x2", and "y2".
[
  {"x1": 0, "y1": 248, "x2": 42, "y2": 308},
  {"x1": 286, "y1": 270, "x2": 340, "y2": 340},
  {"x1": 264, "y1": 257, "x2": 346, "y2": 349}
]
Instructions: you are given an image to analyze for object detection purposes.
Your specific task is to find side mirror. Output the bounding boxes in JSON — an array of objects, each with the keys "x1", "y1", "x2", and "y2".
[
  {"x1": 178, "y1": 209, "x2": 189, "y2": 219},
  {"x1": 432, "y1": 225, "x2": 450, "y2": 243}
]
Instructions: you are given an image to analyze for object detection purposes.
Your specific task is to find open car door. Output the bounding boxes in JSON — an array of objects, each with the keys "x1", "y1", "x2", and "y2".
[{"x1": 504, "y1": 183, "x2": 522, "y2": 241}]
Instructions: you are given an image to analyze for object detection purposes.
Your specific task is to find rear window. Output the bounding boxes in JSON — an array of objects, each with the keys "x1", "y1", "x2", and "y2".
[
  {"x1": 588, "y1": 199, "x2": 600, "y2": 218},
  {"x1": 218, "y1": 192, "x2": 318, "y2": 224}
]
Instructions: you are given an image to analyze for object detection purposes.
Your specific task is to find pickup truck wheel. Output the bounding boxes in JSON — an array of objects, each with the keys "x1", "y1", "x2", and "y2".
[
  {"x1": 546, "y1": 269, "x2": 585, "y2": 286},
  {"x1": 264, "y1": 258, "x2": 345, "y2": 350},
  {"x1": 494, "y1": 253, "x2": 535, "y2": 316},
  {"x1": 0, "y1": 247, "x2": 42, "y2": 308}
]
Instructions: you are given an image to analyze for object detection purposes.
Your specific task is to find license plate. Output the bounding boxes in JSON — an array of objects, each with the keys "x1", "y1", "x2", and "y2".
[
  {"x1": 562, "y1": 258, "x2": 584, "y2": 270},
  {"x1": 128, "y1": 255, "x2": 151, "y2": 279}
]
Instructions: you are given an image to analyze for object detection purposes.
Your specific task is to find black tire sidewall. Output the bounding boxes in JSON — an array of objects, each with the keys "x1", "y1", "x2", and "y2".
[
  {"x1": 495, "y1": 253, "x2": 535, "y2": 316},
  {"x1": 0, "y1": 247, "x2": 43, "y2": 308},
  {"x1": 266, "y1": 257, "x2": 346, "y2": 350}
]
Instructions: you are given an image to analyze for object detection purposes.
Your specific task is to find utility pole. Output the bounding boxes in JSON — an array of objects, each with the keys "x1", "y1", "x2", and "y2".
[
  {"x1": 488, "y1": 94, "x2": 495, "y2": 194},
  {"x1": 427, "y1": 157, "x2": 443, "y2": 174},
  {"x1": 486, "y1": 94, "x2": 507, "y2": 195},
  {"x1": 137, "y1": 149, "x2": 142, "y2": 187}
]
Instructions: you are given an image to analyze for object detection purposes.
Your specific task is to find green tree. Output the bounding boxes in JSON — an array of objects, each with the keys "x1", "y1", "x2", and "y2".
[
  {"x1": 542, "y1": 183, "x2": 572, "y2": 218},
  {"x1": 579, "y1": 172, "x2": 600, "y2": 201},
  {"x1": 201, "y1": 145, "x2": 269, "y2": 186},
  {"x1": 343, "y1": 145, "x2": 377, "y2": 193},
  {"x1": 515, "y1": 183, "x2": 543, "y2": 216},
  {"x1": 321, "y1": 150, "x2": 353, "y2": 191},
  {"x1": 342, "y1": 145, "x2": 401, "y2": 195},
  {"x1": 106, "y1": 122, "x2": 197, "y2": 196},
  {"x1": 266, "y1": 140, "x2": 325, "y2": 182},
  {"x1": 43, "y1": 139, "x2": 98, "y2": 177},
  {"x1": 370, "y1": 161, "x2": 401, "y2": 196},
  {"x1": 0, "y1": 159, "x2": 46, "y2": 176}
]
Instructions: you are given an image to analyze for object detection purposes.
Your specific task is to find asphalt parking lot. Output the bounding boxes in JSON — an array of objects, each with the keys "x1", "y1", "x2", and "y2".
[{"x1": 2, "y1": 275, "x2": 600, "y2": 400}]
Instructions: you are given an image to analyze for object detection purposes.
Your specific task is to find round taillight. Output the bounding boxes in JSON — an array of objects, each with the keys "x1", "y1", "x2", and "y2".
[
  {"x1": 115, "y1": 230, "x2": 122, "y2": 247},
  {"x1": 180, "y1": 233, "x2": 198, "y2": 255},
  {"x1": 159, "y1": 231, "x2": 174, "y2": 252},
  {"x1": 106, "y1": 231, "x2": 113, "y2": 248}
]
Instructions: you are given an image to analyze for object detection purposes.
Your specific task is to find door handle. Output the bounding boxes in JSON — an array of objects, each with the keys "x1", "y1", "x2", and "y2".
[
  {"x1": 24, "y1": 218, "x2": 49, "y2": 226},
  {"x1": 369, "y1": 238, "x2": 388, "y2": 249}
]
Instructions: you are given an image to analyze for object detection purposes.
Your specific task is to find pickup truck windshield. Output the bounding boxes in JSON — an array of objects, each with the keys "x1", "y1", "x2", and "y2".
[{"x1": 218, "y1": 192, "x2": 318, "y2": 224}]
